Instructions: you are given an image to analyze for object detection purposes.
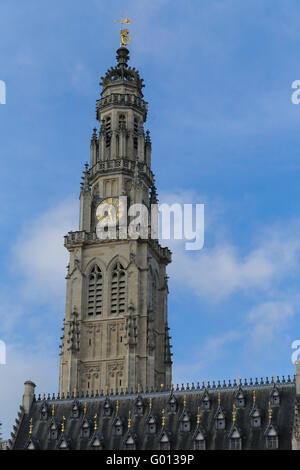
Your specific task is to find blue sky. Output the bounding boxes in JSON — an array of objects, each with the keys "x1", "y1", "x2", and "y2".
[{"x1": 1, "y1": 0, "x2": 300, "y2": 439}]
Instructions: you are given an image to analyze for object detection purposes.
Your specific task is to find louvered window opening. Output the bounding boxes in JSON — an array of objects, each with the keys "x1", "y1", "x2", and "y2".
[
  {"x1": 111, "y1": 263, "x2": 126, "y2": 315},
  {"x1": 88, "y1": 265, "x2": 103, "y2": 316}
]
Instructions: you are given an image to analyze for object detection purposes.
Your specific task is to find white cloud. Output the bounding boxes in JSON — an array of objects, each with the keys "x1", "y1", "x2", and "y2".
[
  {"x1": 247, "y1": 301, "x2": 295, "y2": 349},
  {"x1": 12, "y1": 199, "x2": 77, "y2": 303},
  {"x1": 167, "y1": 224, "x2": 300, "y2": 303},
  {"x1": 0, "y1": 344, "x2": 58, "y2": 440}
]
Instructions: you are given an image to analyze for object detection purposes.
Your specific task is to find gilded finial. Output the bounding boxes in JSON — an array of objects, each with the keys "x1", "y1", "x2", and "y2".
[
  {"x1": 61, "y1": 416, "x2": 66, "y2": 433},
  {"x1": 128, "y1": 410, "x2": 131, "y2": 429},
  {"x1": 253, "y1": 390, "x2": 256, "y2": 404},
  {"x1": 114, "y1": 11, "x2": 132, "y2": 47},
  {"x1": 217, "y1": 392, "x2": 221, "y2": 406},
  {"x1": 232, "y1": 403, "x2": 237, "y2": 423},
  {"x1": 83, "y1": 402, "x2": 87, "y2": 415},
  {"x1": 197, "y1": 406, "x2": 201, "y2": 425},
  {"x1": 116, "y1": 400, "x2": 119, "y2": 413},
  {"x1": 137, "y1": 384, "x2": 140, "y2": 393},
  {"x1": 94, "y1": 413, "x2": 98, "y2": 431},
  {"x1": 42, "y1": 392, "x2": 45, "y2": 400},
  {"x1": 183, "y1": 395, "x2": 187, "y2": 408},
  {"x1": 149, "y1": 398, "x2": 152, "y2": 410},
  {"x1": 238, "y1": 376, "x2": 241, "y2": 387},
  {"x1": 268, "y1": 401, "x2": 272, "y2": 421},
  {"x1": 51, "y1": 404, "x2": 55, "y2": 416},
  {"x1": 160, "y1": 383, "x2": 164, "y2": 389},
  {"x1": 272, "y1": 375, "x2": 275, "y2": 384},
  {"x1": 171, "y1": 382, "x2": 174, "y2": 391},
  {"x1": 162, "y1": 409, "x2": 166, "y2": 427},
  {"x1": 29, "y1": 417, "x2": 33, "y2": 435},
  {"x1": 73, "y1": 388, "x2": 76, "y2": 397}
]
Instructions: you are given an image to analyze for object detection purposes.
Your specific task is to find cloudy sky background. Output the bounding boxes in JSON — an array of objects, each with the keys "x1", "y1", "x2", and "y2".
[{"x1": 1, "y1": 0, "x2": 300, "y2": 438}]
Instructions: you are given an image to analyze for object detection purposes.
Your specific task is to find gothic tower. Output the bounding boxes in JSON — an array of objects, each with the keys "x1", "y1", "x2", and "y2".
[{"x1": 59, "y1": 46, "x2": 172, "y2": 396}]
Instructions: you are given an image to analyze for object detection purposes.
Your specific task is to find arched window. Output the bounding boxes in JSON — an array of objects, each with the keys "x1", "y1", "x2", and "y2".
[
  {"x1": 111, "y1": 262, "x2": 126, "y2": 315},
  {"x1": 105, "y1": 117, "x2": 111, "y2": 148},
  {"x1": 119, "y1": 114, "x2": 126, "y2": 129},
  {"x1": 133, "y1": 118, "x2": 138, "y2": 150},
  {"x1": 88, "y1": 265, "x2": 103, "y2": 316}
]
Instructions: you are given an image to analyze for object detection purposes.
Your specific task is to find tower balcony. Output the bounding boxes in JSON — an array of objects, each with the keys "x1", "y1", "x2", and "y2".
[
  {"x1": 89, "y1": 157, "x2": 154, "y2": 186},
  {"x1": 96, "y1": 93, "x2": 148, "y2": 120},
  {"x1": 64, "y1": 231, "x2": 172, "y2": 264}
]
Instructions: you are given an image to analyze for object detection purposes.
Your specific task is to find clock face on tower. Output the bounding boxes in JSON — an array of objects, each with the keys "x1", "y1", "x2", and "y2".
[{"x1": 96, "y1": 197, "x2": 124, "y2": 225}]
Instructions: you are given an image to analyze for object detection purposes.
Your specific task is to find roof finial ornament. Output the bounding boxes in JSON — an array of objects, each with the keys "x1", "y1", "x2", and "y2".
[
  {"x1": 268, "y1": 401, "x2": 273, "y2": 421},
  {"x1": 61, "y1": 416, "x2": 66, "y2": 433},
  {"x1": 197, "y1": 406, "x2": 201, "y2": 425},
  {"x1": 116, "y1": 400, "x2": 119, "y2": 413},
  {"x1": 253, "y1": 390, "x2": 256, "y2": 404},
  {"x1": 29, "y1": 417, "x2": 33, "y2": 435},
  {"x1": 51, "y1": 404, "x2": 55, "y2": 416},
  {"x1": 161, "y1": 409, "x2": 166, "y2": 427},
  {"x1": 114, "y1": 11, "x2": 132, "y2": 47},
  {"x1": 217, "y1": 392, "x2": 221, "y2": 406},
  {"x1": 128, "y1": 410, "x2": 132, "y2": 429},
  {"x1": 94, "y1": 413, "x2": 98, "y2": 431},
  {"x1": 149, "y1": 398, "x2": 152, "y2": 410},
  {"x1": 232, "y1": 403, "x2": 237, "y2": 423},
  {"x1": 83, "y1": 402, "x2": 87, "y2": 415}
]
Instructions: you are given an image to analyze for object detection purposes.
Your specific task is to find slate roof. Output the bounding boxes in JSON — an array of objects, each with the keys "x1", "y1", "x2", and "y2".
[{"x1": 9, "y1": 376, "x2": 297, "y2": 450}]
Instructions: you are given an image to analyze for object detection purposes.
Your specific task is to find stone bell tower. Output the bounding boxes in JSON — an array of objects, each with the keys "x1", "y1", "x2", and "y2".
[{"x1": 58, "y1": 45, "x2": 172, "y2": 396}]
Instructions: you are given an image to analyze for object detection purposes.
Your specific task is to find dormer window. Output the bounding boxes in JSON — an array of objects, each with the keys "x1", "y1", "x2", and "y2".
[
  {"x1": 81, "y1": 418, "x2": 91, "y2": 439},
  {"x1": 135, "y1": 397, "x2": 144, "y2": 415},
  {"x1": 40, "y1": 403, "x2": 48, "y2": 421},
  {"x1": 250, "y1": 408, "x2": 261, "y2": 428},
  {"x1": 114, "y1": 417, "x2": 123, "y2": 436},
  {"x1": 201, "y1": 392, "x2": 210, "y2": 410},
  {"x1": 265, "y1": 426, "x2": 279, "y2": 449},
  {"x1": 49, "y1": 421, "x2": 58, "y2": 440},
  {"x1": 194, "y1": 431, "x2": 206, "y2": 450},
  {"x1": 271, "y1": 388, "x2": 280, "y2": 406},
  {"x1": 229, "y1": 428, "x2": 242, "y2": 450},
  {"x1": 90, "y1": 435, "x2": 103, "y2": 450},
  {"x1": 215, "y1": 410, "x2": 226, "y2": 430},
  {"x1": 160, "y1": 432, "x2": 170, "y2": 451},
  {"x1": 71, "y1": 401, "x2": 80, "y2": 419},
  {"x1": 180, "y1": 413, "x2": 191, "y2": 432},
  {"x1": 235, "y1": 391, "x2": 245, "y2": 409},
  {"x1": 147, "y1": 416, "x2": 157, "y2": 434},
  {"x1": 266, "y1": 434, "x2": 279, "y2": 449},
  {"x1": 103, "y1": 398, "x2": 112, "y2": 417},
  {"x1": 230, "y1": 437, "x2": 242, "y2": 450},
  {"x1": 124, "y1": 434, "x2": 136, "y2": 450},
  {"x1": 168, "y1": 393, "x2": 178, "y2": 413},
  {"x1": 57, "y1": 436, "x2": 69, "y2": 450}
]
